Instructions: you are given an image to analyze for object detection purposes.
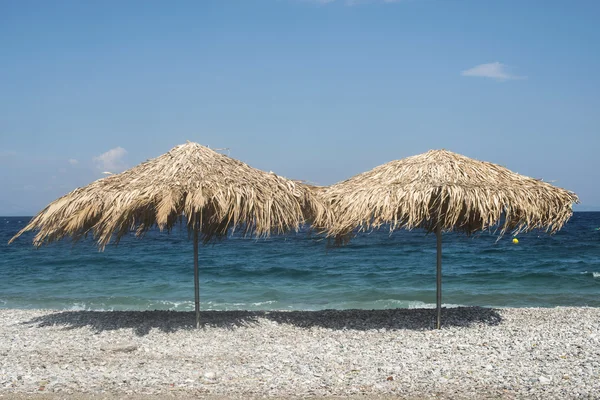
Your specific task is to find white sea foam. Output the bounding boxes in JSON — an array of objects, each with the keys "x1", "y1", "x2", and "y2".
[
  {"x1": 64, "y1": 303, "x2": 114, "y2": 312},
  {"x1": 151, "y1": 300, "x2": 194, "y2": 310},
  {"x1": 593, "y1": 272, "x2": 600, "y2": 278},
  {"x1": 201, "y1": 300, "x2": 279, "y2": 311},
  {"x1": 368, "y1": 299, "x2": 465, "y2": 309},
  {"x1": 65, "y1": 303, "x2": 90, "y2": 311},
  {"x1": 251, "y1": 300, "x2": 277, "y2": 306},
  {"x1": 404, "y1": 300, "x2": 464, "y2": 309}
]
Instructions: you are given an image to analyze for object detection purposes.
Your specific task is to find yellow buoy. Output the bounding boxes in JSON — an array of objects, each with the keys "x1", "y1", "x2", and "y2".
[{"x1": 512, "y1": 238, "x2": 519, "y2": 244}]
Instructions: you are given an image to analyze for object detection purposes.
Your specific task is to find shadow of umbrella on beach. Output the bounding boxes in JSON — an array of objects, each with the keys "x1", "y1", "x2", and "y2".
[
  {"x1": 23, "y1": 307, "x2": 503, "y2": 336},
  {"x1": 318, "y1": 149, "x2": 578, "y2": 329},
  {"x1": 9, "y1": 142, "x2": 329, "y2": 329}
]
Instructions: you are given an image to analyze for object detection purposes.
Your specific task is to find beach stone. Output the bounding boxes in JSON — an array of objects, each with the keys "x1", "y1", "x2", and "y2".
[
  {"x1": 203, "y1": 371, "x2": 217, "y2": 379},
  {"x1": 2, "y1": 307, "x2": 600, "y2": 398},
  {"x1": 539, "y1": 375, "x2": 552, "y2": 384},
  {"x1": 100, "y1": 344, "x2": 138, "y2": 353}
]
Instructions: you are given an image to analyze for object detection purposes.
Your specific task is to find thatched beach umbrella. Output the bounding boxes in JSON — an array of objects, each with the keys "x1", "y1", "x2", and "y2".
[
  {"x1": 321, "y1": 149, "x2": 578, "y2": 329},
  {"x1": 10, "y1": 142, "x2": 329, "y2": 328}
]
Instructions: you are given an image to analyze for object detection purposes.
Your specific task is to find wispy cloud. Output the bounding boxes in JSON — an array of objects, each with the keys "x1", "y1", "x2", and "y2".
[
  {"x1": 93, "y1": 147, "x2": 128, "y2": 173},
  {"x1": 461, "y1": 62, "x2": 525, "y2": 81},
  {"x1": 0, "y1": 150, "x2": 17, "y2": 159},
  {"x1": 68, "y1": 158, "x2": 78, "y2": 165}
]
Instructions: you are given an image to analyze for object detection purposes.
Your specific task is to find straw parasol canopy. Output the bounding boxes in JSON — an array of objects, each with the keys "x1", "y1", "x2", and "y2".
[
  {"x1": 10, "y1": 141, "x2": 330, "y2": 327},
  {"x1": 321, "y1": 149, "x2": 579, "y2": 328}
]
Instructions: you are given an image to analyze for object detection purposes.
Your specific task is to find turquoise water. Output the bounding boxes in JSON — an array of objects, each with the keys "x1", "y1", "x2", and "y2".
[{"x1": 1, "y1": 213, "x2": 599, "y2": 311}]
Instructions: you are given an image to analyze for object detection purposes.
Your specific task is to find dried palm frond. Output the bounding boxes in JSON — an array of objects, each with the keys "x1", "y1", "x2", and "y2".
[
  {"x1": 319, "y1": 149, "x2": 578, "y2": 240},
  {"x1": 10, "y1": 142, "x2": 331, "y2": 249}
]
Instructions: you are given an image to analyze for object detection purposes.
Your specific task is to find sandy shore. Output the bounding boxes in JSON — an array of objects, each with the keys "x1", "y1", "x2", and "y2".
[{"x1": 1, "y1": 307, "x2": 599, "y2": 399}]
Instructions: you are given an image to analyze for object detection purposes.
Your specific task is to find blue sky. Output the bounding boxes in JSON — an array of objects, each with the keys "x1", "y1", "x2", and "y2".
[{"x1": 1, "y1": 0, "x2": 598, "y2": 215}]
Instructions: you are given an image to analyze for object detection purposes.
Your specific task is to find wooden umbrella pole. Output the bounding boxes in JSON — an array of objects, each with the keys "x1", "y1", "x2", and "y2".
[
  {"x1": 194, "y1": 228, "x2": 200, "y2": 329},
  {"x1": 436, "y1": 225, "x2": 442, "y2": 329}
]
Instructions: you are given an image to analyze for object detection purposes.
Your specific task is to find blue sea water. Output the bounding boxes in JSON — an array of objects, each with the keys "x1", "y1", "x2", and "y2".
[{"x1": 1, "y1": 213, "x2": 599, "y2": 311}]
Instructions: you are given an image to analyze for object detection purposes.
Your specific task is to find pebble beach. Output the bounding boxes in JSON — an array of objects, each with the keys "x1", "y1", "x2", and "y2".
[{"x1": 1, "y1": 307, "x2": 599, "y2": 399}]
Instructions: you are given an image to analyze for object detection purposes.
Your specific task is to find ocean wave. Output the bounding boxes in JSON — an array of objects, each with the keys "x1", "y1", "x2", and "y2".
[
  {"x1": 580, "y1": 271, "x2": 600, "y2": 278},
  {"x1": 60, "y1": 300, "x2": 198, "y2": 312},
  {"x1": 202, "y1": 300, "x2": 280, "y2": 311}
]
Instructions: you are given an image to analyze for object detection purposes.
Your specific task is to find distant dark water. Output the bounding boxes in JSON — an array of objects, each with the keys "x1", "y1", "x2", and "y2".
[{"x1": 1, "y1": 213, "x2": 599, "y2": 311}]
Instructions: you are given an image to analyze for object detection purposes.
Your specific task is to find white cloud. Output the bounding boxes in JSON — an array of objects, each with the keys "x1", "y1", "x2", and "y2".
[
  {"x1": 461, "y1": 62, "x2": 525, "y2": 81},
  {"x1": 93, "y1": 147, "x2": 128, "y2": 173},
  {"x1": 68, "y1": 158, "x2": 78, "y2": 165}
]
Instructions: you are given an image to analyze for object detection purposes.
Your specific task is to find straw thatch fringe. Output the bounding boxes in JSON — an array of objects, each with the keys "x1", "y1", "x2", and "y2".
[
  {"x1": 10, "y1": 142, "x2": 331, "y2": 250},
  {"x1": 318, "y1": 150, "x2": 578, "y2": 242}
]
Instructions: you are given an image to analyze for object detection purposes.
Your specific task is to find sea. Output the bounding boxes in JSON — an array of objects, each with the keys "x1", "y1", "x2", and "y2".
[{"x1": 1, "y1": 213, "x2": 599, "y2": 311}]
